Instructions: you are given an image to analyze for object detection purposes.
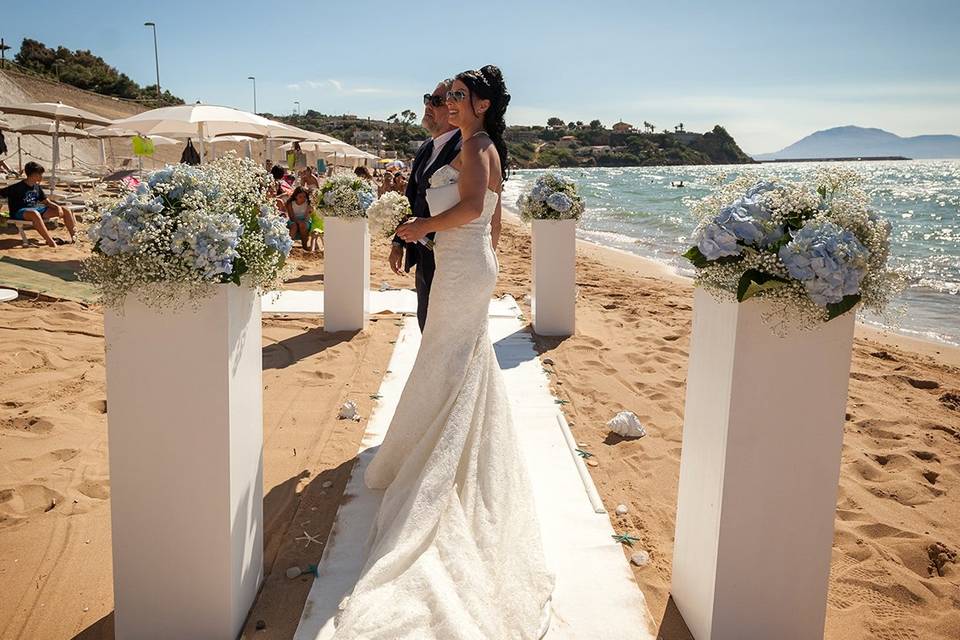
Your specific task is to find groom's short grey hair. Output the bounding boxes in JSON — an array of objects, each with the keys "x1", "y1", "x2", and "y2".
[{"x1": 439, "y1": 78, "x2": 454, "y2": 91}]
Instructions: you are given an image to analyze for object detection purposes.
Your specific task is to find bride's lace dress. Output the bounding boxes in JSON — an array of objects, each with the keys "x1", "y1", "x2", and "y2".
[{"x1": 332, "y1": 164, "x2": 554, "y2": 639}]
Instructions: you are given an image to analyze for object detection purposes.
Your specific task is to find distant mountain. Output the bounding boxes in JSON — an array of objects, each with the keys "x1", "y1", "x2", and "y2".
[{"x1": 753, "y1": 126, "x2": 960, "y2": 160}]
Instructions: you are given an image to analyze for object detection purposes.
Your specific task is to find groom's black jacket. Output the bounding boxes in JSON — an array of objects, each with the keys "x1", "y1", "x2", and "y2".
[{"x1": 396, "y1": 130, "x2": 463, "y2": 273}]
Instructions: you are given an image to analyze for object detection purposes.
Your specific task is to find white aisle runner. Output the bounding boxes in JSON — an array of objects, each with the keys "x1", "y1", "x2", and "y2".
[{"x1": 294, "y1": 296, "x2": 654, "y2": 640}]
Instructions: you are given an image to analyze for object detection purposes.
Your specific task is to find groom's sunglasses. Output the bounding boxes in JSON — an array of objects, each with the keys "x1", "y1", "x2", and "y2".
[{"x1": 422, "y1": 94, "x2": 445, "y2": 108}]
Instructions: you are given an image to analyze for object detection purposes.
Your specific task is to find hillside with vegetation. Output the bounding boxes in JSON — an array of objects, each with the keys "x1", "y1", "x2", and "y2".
[
  {"x1": 269, "y1": 110, "x2": 428, "y2": 158},
  {"x1": 10, "y1": 38, "x2": 183, "y2": 107},
  {"x1": 506, "y1": 119, "x2": 755, "y2": 168}
]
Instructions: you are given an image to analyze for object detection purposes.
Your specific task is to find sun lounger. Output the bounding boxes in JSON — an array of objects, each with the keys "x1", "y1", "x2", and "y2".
[{"x1": 5, "y1": 217, "x2": 61, "y2": 247}]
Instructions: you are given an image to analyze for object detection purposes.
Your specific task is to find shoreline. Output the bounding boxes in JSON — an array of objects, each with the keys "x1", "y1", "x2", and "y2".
[{"x1": 501, "y1": 206, "x2": 960, "y2": 366}]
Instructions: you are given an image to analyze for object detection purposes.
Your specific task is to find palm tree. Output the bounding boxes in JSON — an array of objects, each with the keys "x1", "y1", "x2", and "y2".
[{"x1": 675, "y1": 122, "x2": 685, "y2": 133}]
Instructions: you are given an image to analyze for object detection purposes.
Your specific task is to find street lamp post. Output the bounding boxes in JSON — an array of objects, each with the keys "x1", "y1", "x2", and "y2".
[
  {"x1": 144, "y1": 22, "x2": 161, "y2": 99},
  {"x1": 294, "y1": 101, "x2": 300, "y2": 116},
  {"x1": 247, "y1": 76, "x2": 257, "y2": 113}
]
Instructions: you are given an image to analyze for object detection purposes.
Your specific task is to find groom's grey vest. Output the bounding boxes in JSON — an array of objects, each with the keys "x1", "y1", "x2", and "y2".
[{"x1": 399, "y1": 130, "x2": 463, "y2": 273}]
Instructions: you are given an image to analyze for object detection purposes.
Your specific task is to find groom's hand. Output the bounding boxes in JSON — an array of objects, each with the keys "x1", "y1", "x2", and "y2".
[{"x1": 389, "y1": 243, "x2": 405, "y2": 276}]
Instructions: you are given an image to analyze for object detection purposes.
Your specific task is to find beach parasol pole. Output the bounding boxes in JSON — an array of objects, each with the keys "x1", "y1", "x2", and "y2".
[{"x1": 51, "y1": 118, "x2": 61, "y2": 192}]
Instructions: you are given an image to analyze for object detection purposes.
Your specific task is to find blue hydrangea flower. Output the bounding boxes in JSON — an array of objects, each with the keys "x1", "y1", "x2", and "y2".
[
  {"x1": 546, "y1": 192, "x2": 573, "y2": 213},
  {"x1": 258, "y1": 206, "x2": 293, "y2": 255},
  {"x1": 357, "y1": 189, "x2": 376, "y2": 212},
  {"x1": 778, "y1": 220, "x2": 870, "y2": 306},
  {"x1": 696, "y1": 222, "x2": 740, "y2": 259}
]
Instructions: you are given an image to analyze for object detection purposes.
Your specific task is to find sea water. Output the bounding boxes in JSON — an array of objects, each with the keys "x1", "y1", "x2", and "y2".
[{"x1": 503, "y1": 160, "x2": 960, "y2": 345}]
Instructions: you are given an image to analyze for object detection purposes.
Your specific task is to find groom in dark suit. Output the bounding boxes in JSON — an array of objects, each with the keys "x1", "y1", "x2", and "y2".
[{"x1": 389, "y1": 79, "x2": 463, "y2": 331}]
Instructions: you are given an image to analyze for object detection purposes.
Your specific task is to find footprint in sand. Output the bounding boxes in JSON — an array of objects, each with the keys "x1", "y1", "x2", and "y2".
[
  {"x1": 0, "y1": 484, "x2": 65, "y2": 524},
  {"x1": 0, "y1": 416, "x2": 55, "y2": 435},
  {"x1": 910, "y1": 450, "x2": 939, "y2": 462},
  {"x1": 938, "y1": 391, "x2": 960, "y2": 410},
  {"x1": 883, "y1": 374, "x2": 940, "y2": 390},
  {"x1": 77, "y1": 479, "x2": 111, "y2": 500}
]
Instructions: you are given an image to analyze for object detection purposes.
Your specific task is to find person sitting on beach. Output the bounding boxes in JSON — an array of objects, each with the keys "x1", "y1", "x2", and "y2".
[
  {"x1": 378, "y1": 172, "x2": 394, "y2": 196},
  {"x1": 0, "y1": 162, "x2": 76, "y2": 247},
  {"x1": 392, "y1": 172, "x2": 408, "y2": 195},
  {"x1": 285, "y1": 186, "x2": 312, "y2": 250},
  {"x1": 354, "y1": 166, "x2": 374, "y2": 182},
  {"x1": 271, "y1": 164, "x2": 294, "y2": 197},
  {"x1": 299, "y1": 165, "x2": 321, "y2": 191}
]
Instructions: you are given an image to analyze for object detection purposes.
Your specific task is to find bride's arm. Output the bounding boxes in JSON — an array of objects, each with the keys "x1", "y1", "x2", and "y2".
[
  {"x1": 491, "y1": 197, "x2": 502, "y2": 250},
  {"x1": 396, "y1": 138, "x2": 489, "y2": 241}
]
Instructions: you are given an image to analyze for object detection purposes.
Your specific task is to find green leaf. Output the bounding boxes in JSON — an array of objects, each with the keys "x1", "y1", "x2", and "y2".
[
  {"x1": 826, "y1": 294, "x2": 860, "y2": 320},
  {"x1": 736, "y1": 269, "x2": 788, "y2": 302},
  {"x1": 682, "y1": 246, "x2": 709, "y2": 269}
]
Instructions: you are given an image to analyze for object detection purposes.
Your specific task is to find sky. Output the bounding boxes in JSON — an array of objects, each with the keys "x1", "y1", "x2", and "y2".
[{"x1": 3, "y1": 0, "x2": 959, "y2": 153}]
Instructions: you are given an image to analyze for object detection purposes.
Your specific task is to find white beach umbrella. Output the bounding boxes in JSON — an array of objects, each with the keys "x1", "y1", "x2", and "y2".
[
  {"x1": 0, "y1": 101, "x2": 111, "y2": 188},
  {"x1": 12, "y1": 123, "x2": 92, "y2": 175},
  {"x1": 13, "y1": 122, "x2": 91, "y2": 138}
]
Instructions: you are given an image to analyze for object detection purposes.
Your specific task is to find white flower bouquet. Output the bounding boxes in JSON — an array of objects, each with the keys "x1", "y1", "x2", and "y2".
[
  {"x1": 82, "y1": 156, "x2": 293, "y2": 310},
  {"x1": 683, "y1": 169, "x2": 902, "y2": 330},
  {"x1": 516, "y1": 172, "x2": 585, "y2": 222},
  {"x1": 317, "y1": 174, "x2": 376, "y2": 218},
  {"x1": 367, "y1": 191, "x2": 412, "y2": 238}
]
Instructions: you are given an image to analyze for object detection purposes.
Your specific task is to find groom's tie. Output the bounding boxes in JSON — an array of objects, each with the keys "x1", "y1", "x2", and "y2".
[{"x1": 417, "y1": 140, "x2": 434, "y2": 182}]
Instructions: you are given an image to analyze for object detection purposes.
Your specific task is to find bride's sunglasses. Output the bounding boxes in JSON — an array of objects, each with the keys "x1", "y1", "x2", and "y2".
[
  {"x1": 445, "y1": 89, "x2": 468, "y2": 103},
  {"x1": 422, "y1": 94, "x2": 445, "y2": 108}
]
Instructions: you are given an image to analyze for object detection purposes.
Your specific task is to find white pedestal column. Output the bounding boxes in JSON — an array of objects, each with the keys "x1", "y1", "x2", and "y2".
[
  {"x1": 672, "y1": 288, "x2": 855, "y2": 640},
  {"x1": 104, "y1": 285, "x2": 264, "y2": 640},
  {"x1": 531, "y1": 219, "x2": 576, "y2": 336},
  {"x1": 323, "y1": 217, "x2": 370, "y2": 332}
]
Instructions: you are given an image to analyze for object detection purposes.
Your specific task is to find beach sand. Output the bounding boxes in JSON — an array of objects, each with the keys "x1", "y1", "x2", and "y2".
[{"x1": 0, "y1": 214, "x2": 958, "y2": 639}]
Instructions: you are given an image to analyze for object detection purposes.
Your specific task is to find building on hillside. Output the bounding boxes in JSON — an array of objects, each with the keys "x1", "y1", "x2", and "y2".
[
  {"x1": 612, "y1": 121, "x2": 635, "y2": 133},
  {"x1": 506, "y1": 129, "x2": 539, "y2": 142},
  {"x1": 558, "y1": 135, "x2": 578, "y2": 148},
  {"x1": 353, "y1": 130, "x2": 384, "y2": 150}
]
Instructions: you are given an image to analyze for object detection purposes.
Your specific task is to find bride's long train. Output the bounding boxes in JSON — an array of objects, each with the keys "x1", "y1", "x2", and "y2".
[{"x1": 331, "y1": 168, "x2": 554, "y2": 639}]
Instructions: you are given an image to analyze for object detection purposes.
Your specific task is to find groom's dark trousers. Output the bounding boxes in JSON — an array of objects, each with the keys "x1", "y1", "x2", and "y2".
[{"x1": 394, "y1": 130, "x2": 462, "y2": 331}]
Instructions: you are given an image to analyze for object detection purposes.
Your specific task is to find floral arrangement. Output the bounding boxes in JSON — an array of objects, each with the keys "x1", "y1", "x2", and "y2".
[
  {"x1": 516, "y1": 172, "x2": 585, "y2": 222},
  {"x1": 317, "y1": 174, "x2": 376, "y2": 218},
  {"x1": 367, "y1": 191, "x2": 412, "y2": 238},
  {"x1": 82, "y1": 156, "x2": 292, "y2": 310},
  {"x1": 684, "y1": 169, "x2": 901, "y2": 330}
]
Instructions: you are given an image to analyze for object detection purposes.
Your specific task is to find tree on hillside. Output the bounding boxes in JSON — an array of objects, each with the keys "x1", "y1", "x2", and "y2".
[
  {"x1": 400, "y1": 109, "x2": 417, "y2": 125},
  {"x1": 13, "y1": 38, "x2": 183, "y2": 106},
  {"x1": 547, "y1": 117, "x2": 565, "y2": 128},
  {"x1": 589, "y1": 119, "x2": 602, "y2": 129},
  {"x1": 675, "y1": 122, "x2": 685, "y2": 133}
]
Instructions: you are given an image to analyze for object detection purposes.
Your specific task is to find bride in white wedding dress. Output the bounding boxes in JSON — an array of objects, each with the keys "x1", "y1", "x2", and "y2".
[{"x1": 331, "y1": 66, "x2": 555, "y2": 639}]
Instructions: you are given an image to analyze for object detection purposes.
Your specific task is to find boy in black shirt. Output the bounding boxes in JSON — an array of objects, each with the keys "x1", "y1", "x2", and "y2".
[{"x1": 0, "y1": 162, "x2": 76, "y2": 247}]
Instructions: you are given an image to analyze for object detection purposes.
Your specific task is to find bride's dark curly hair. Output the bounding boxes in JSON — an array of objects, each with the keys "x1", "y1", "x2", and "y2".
[{"x1": 456, "y1": 65, "x2": 511, "y2": 182}]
